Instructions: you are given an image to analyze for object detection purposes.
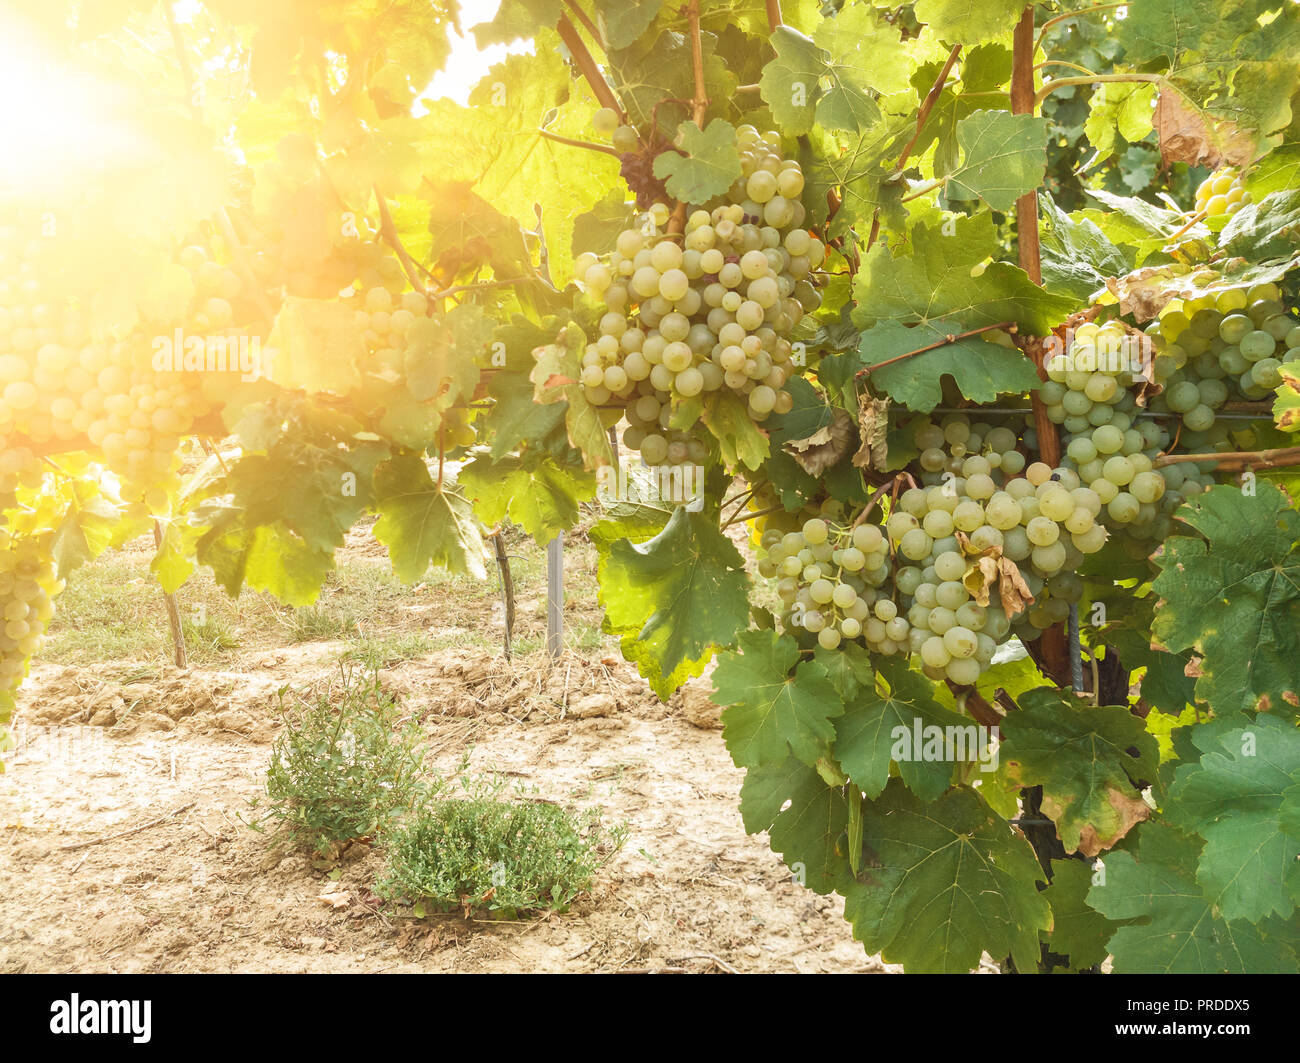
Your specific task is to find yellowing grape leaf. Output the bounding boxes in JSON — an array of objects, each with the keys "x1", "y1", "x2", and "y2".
[{"x1": 1001, "y1": 688, "x2": 1158, "y2": 857}]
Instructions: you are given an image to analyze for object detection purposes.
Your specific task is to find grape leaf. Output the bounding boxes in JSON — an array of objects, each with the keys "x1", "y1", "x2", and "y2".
[
  {"x1": 402, "y1": 303, "x2": 491, "y2": 408},
  {"x1": 371, "y1": 453, "x2": 487, "y2": 583},
  {"x1": 266, "y1": 296, "x2": 366, "y2": 396},
  {"x1": 1042, "y1": 859, "x2": 1127, "y2": 972},
  {"x1": 811, "y1": 3, "x2": 921, "y2": 99},
  {"x1": 1166, "y1": 712, "x2": 1300, "y2": 922},
  {"x1": 842, "y1": 781, "x2": 1051, "y2": 974},
  {"x1": 592, "y1": 0, "x2": 661, "y2": 51},
  {"x1": 1220, "y1": 187, "x2": 1300, "y2": 264},
  {"x1": 1083, "y1": 81, "x2": 1157, "y2": 157},
  {"x1": 832, "y1": 656, "x2": 971, "y2": 801},
  {"x1": 912, "y1": 0, "x2": 1024, "y2": 45},
  {"x1": 1151, "y1": 483, "x2": 1300, "y2": 715},
  {"x1": 49, "y1": 488, "x2": 121, "y2": 579},
  {"x1": 1038, "y1": 194, "x2": 1132, "y2": 302},
  {"x1": 1088, "y1": 822, "x2": 1297, "y2": 973},
  {"x1": 852, "y1": 215, "x2": 1075, "y2": 336},
  {"x1": 856, "y1": 319, "x2": 1043, "y2": 412},
  {"x1": 739, "y1": 756, "x2": 852, "y2": 894},
  {"x1": 1000, "y1": 687, "x2": 1158, "y2": 857},
  {"x1": 201, "y1": 522, "x2": 334, "y2": 607},
  {"x1": 458, "y1": 453, "x2": 593, "y2": 546},
  {"x1": 759, "y1": 27, "x2": 826, "y2": 136},
  {"x1": 945, "y1": 110, "x2": 1049, "y2": 212},
  {"x1": 599, "y1": 506, "x2": 751, "y2": 699},
  {"x1": 714, "y1": 629, "x2": 843, "y2": 768},
  {"x1": 702, "y1": 390, "x2": 770, "y2": 471},
  {"x1": 653, "y1": 120, "x2": 743, "y2": 204},
  {"x1": 470, "y1": 0, "x2": 564, "y2": 47}
]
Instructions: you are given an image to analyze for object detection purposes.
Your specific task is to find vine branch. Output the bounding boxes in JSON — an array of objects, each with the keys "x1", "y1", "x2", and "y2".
[
  {"x1": 1034, "y1": 73, "x2": 1165, "y2": 110},
  {"x1": 1034, "y1": 2, "x2": 1129, "y2": 53},
  {"x1": 557, "y1": 14, "x2": 623, "y2": 117},
  {"x1": 563, "y1": 0, "x2": 606, "y2": 50},
  {"x1": 894, "y1": 44, "x2": 963, "y2": 175},
  {"x1": 1155, "y1": 446, "x2": 1300, "y2": 472},
  {"x1": 375, "y1": 189, "x2": 433, "y2": 295},
  {"x1": 538, "y1": 128, "x2": 622, "y2": 157}
]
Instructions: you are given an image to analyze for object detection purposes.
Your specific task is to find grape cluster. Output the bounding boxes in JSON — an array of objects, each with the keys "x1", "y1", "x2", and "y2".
[
  {"x1": 1146, "y1": 282, "x2": 1300, "y2": 444},
  {"x1": 759, "y1": 414, "x2": 1113, "y2": 684},
  {"x1": 1040, "y1": 319, "x2": 1147, "y2": 435},
  {"x1": 344, "y1": 285, "x2": 477, "y2": 448},
  {"x1": 573, "y1": 124, "x2": 825, "y2": 469},
  {"x1": 0, "y1": 215, "x2": 241, "y2": 511},
  {"x1": 0, "y1": 531, "x2": 59, "y2": 695},
  {"x1": 1194, "y1": 168, "x2": 1251, "y2": 220}
]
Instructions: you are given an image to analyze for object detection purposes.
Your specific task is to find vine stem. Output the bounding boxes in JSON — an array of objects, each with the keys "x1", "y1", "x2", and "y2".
[
  {"x1": 537, "y1": 128, "x2": 621, "y2": 156},
  {"x1": 687, "y1": 0, "x2": 709, "y2": 126},
  {"x1": 1034, "y1": 73, "x2": 1165, "y2": 110},
  {"x1": 867, "y1": 43, "x2": 962, "y2": 252},
  {"x1": 557, "y1": 14, "x2": 623, "y2": 118},
  {"x1": 375, "y1": 189, "x2": 432, "y2": 295},
  {"x1": 427, "y1": 276, "x2": 533, "y2": 302},
  {"x1": 1013, "y1": 4, "x2": 1067, "y2": 685},
  {"x1": 854, "y1": 321, "x2": 1016, "y2": 377},
  {"x1": 1164, "y1": 205, "x2": 1210, "y2": 245},
  {"x1": 893, "y1": 44, "x2": 962, "y2": 175},
  {"x1": 563, "y1": 0, "x2": 605, "y2": 49},
  {"x1": 765, "y1": 0, "x2": 784, "y2": 30},
  {"x1": 666, "y1": 0, "x2": 709, "y2": 238},
  {"x1": 1034, "y1": 2, "x2": 1129, "y2": 53},
  {"x1": 721, "y1": 502, "x2": 783, "y2": 530},
  {"x1": 1155, "y1": 446, "x2": 1300, "y2": 471}
]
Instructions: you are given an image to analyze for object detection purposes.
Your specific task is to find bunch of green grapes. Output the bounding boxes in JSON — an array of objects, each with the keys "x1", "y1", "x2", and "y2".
[
  {"x1": 1145, "y1": 282, "x2": 1300, "y2": 445},
  {"x1": 759, "y1": 518, "x2": 894, "y2": 652},
  {"x1": 1194, "y1": 168, "x2": 1251, "y2": 220},
  {"x1": 0, "y1": 531, "x2": 59, "y2": 695},
  {"x1": 1040, "y1": 319, "x2": 1146, "y2": 435},
  {"x1": 908, "y1": 417, "x2": 1109, "y2": 655},
  {"x1": 0, "y1": 217, "x2": 231, "y2": 512},
  {"x1": 757, "y1": 414, "x2": 1112, "y2": 684},
  {"x1": 573, "y1": 123, "x2": 824, "y2": 470}
]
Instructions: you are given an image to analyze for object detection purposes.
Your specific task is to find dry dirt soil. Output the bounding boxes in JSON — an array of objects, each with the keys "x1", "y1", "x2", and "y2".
[{"x1": 0, "y1": 645, "x2": 898, "y2": 974}]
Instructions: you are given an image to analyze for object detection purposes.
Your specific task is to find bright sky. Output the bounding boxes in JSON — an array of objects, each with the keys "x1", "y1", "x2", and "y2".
[{"x1": 423, "y1": 0, "x2": 535, "y2": 106}]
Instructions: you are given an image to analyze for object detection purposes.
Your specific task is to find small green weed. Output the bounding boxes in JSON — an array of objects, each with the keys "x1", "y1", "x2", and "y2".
[
  {"x1": 376, "y1": 766, "x2": 626, "y2": 918},
  {"x1": 248, "y1": 667, "x2": 425, "y2": 857}
]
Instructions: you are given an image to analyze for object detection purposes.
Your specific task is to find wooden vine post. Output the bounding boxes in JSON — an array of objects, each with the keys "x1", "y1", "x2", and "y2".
[{"x1": 1012, "y1": 6, "x2": 1068, "y2": 684}]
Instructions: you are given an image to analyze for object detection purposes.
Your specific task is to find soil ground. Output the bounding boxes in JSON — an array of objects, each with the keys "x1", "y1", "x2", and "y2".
[{"x1": 0, "y1": 521, "x2": 896, "y2": 974}]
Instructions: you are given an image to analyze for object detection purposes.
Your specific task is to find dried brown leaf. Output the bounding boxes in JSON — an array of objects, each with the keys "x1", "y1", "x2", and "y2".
[
  {"x1": 997, "y1": 557, "x2": 1034, "y2": 619},
  {"x1": 852, "y1": 396, "x2": 891, "y2": 471},
  {"x1": 785, "y1": 407, "x2": 855, "y2": 476},
  {"x1": 1154, "y1": 89, "x2": 1256, "y2": 170}
]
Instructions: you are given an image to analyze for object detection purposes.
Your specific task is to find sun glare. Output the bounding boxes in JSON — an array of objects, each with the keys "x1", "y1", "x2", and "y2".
[
  {"x1": 422, "y1": 0, "x2": 534, "y2": 106},
  {"x1": 0, "y1": 14, "x2": 141, "y2": 194}
]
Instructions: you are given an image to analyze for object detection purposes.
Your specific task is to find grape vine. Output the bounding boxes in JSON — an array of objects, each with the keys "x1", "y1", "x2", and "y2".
[{"x1": 2, "y1": 0, "x2": 1299, "y2": 974}]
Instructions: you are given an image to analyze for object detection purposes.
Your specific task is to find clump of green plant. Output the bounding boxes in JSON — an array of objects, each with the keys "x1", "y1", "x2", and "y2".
[
  {"x1": 181, "y1": 615, "x2": 240, "y2": 659},
  {"x1": 376, "y1": 766, "x2": 626, "y2": 918},
  {"x1": 249, "y1": 667, "x2": 425, "y2": 857}
]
